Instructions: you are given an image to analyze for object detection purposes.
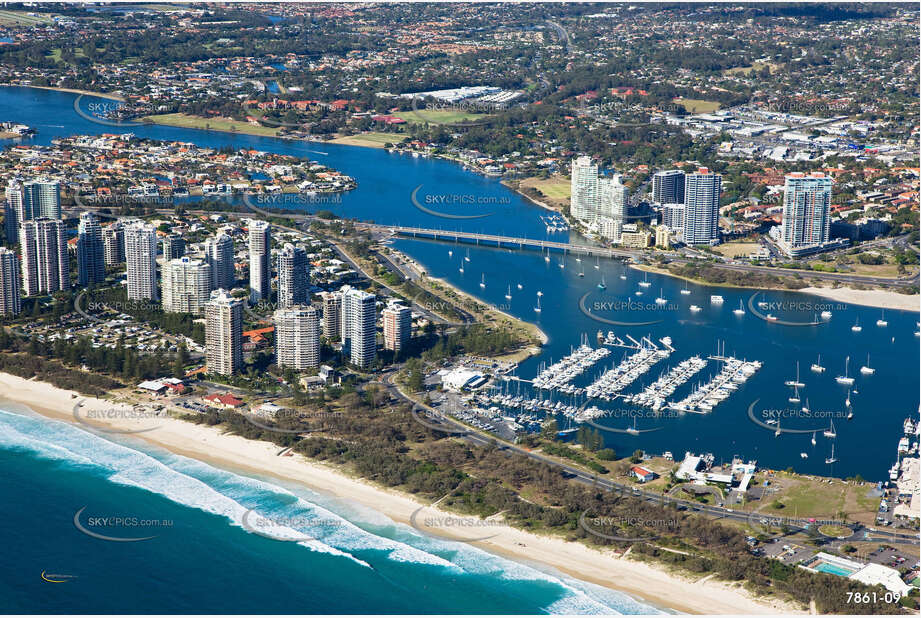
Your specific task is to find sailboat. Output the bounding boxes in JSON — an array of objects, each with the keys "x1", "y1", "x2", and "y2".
[
  {"x1": 802, "y1": 398, "x2": 810, "y2": 413},
  {"x1": 619, "y1": 273, "x2": 627, "y2": 280},
  {"x1": 505, "y1": 285, "x2": 512, "y2": 300},
  {"x1": 558, "y1": 259, "x2": 565, "y2": 269},
  {"x1": 544, "y1": 248, "x2": 550, "y2": 263},
  {"x1": 788, "y1": 385, "x2": 800, "y2": 404},
  {"x1": 775, "y1": 417, "x2": 782, "y2": 437},
  {"x1": 811, "y1": 354, "x2": 825, "y2": 373},
  {"x1": 465, "y1": 248, "x2": 471, "y2": 262},
  {"x1": 733, "y1": 300, "x2": 745, "y2": 316},
  {"x1": 639, "y1": 272, "x2": 651, "y2": 287},
  {"x1": 877, "y1": 311, "x2": 888, "y2": 327},
  {"x1": 578, "y1": 264, "x2": 584, "y2": 278},
  {"x1": 448, "y1": 249, "x2": 453, "y2": 257},
  {"x1": 479, "y1": 274, "x2": 486, "y2": 288},
  {"x1": 823, "y1": 419, "x2": 837, "y2": 439},
  {"x1": 811, "y1": 432, "x2": 817, "y2": 446},
  {"x1": 851, "y1": 318, "x2": 862, "y2": 333},
  {"x1": 594, "y1": 257, "x2": 600, "y2": 270},
  {"x1": 680, "y1": 281, "x2": 691, "y2": 295},
  {"x1": 784, "y1": 362, "x2": 805, "y2": 388},
  {"x1": 516, "y1": 282, "x2": 523, "y2": 290},
  {"x1": 835, "y1": 356, "x2": 855, "y2": 385},
  {"x1": 459, "y1": 263, "x2": 465, "y2": 274},
  {"x1": 597, "y1": 275, "x2": 607, "y2": 291},
  {"x1": 845, "y1": 389, "x2": 851, "y2": 408},
  {"x1": 626, "y1": 416, "x2": 639, "y2": 435},
  {"x1": 655, "y1": 288, "x2": 667, "y2": 305},
  {"x1": 534, "y1": 294, "x2": 542, "y2": 313},
  {"x1": 859, "y1": 353, "x2": 874, "y2": 375},
  {"x1": 825, "y1": 443, "x2": 837, "y2": 465}
]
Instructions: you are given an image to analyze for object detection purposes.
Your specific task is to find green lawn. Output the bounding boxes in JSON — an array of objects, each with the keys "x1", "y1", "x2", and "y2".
[
  {"x1": 673, "y1": 98, "x2": 722, "y2": 113},
  {"x1": 142, "y1": 113, "x2": 281, "y2": 137},
  {"x1": 0, "y1": 10, "x2": 52, "y2": 25},
  {"x1": 394, "y1": 109, "x2": 490, "y2": 125}
]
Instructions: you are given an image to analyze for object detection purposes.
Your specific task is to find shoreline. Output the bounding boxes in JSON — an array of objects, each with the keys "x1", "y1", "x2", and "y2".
[
  {"x1": 0, "y1": 371, "x2": 801, "y2": 615},
  {"x1": 7, "y1": 84, "x2": 125, "y2": 101},
  {"x1": 632, "y1": 263, "x2": 919, "y2": 311}
]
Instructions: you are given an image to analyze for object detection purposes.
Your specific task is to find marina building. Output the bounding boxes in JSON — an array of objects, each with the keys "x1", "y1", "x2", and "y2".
[
  {"x1": 102, "y1": 223, "x2": 125, "y2": 266},
  {"x1": 19, "y1": 218, "x2": 69, "y2": 296},
  {"x1": 162, "y1": 234, "x2": 186, "y2": 260},
  {"x1": 205, "y1": 289, "x2": 243, "y2": 376},
  {"x1": 277, "y1": 243, "x2": 309, "y2": 309},
  {"x1": 124, "y1": 222, "x2": 158, "y2": 301},
  {"x1": 274, "y1": 305, "x2": 321, "y2": 370},
  {"x1": 570, "y1": 156, "x2": 600, "y2": 223},
  {"x1": 205, "y1": 232, "x2": 235, "y2": 291},
  {"x1": 76, "y1": 212, "x2": 106, "y2": 286},
  {"x1": 683, "y1": 168, "x2": 722, "y2": 245},
  {"x1": 320, "y1": 291, "x2": 342, "y2": 339},
  {"x1": 0, "y1": 247, "x2": 21, "y2": 317},
  {"x1": 162, "y1": 257, "x2": 211, "y2": 314},
  {"x1": 776, "y1": 172, "x2": 834, "y2": 257},
  {"x1": 652, "y1": 170, "x2": 685, "y2": 205},
  {"x1": 662, "y1": 203, "x2": 686, "y2": 237},
  {"x1": 340, "y1": 286, "x2": 376, "y2": 368},
  {"x1": 382, "y1": 302, "x2": 412, "y2": 352},
  {"x1": 248, "y1": 220, "x2": 271, "y2": 303}
]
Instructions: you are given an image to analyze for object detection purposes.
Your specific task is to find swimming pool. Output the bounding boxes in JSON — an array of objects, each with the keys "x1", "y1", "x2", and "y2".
[{"x1": 814, "y1": 562, "x2": 857, "y2": 577}]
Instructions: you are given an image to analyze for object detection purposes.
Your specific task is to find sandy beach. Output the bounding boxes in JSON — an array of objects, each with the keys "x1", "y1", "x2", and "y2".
[
  {"x1": 21, "y1": 85, "x2": 125, "y2": 101},
  {"x1": 0, "y1": 372, "x2": 803, "y2": 615},
  {"x1": 798, "y1": 286, "x2": 919, "y2": 312}
]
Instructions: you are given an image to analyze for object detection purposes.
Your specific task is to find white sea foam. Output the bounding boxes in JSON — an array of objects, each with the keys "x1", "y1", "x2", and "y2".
[{"x1": 0, "y1": 408, "x2": 665, "y2": 614}]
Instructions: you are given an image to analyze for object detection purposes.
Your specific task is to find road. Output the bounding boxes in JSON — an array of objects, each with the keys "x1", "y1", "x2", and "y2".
[{"x1": 377, "y1": 370, "x2": 919, "y2": 548}]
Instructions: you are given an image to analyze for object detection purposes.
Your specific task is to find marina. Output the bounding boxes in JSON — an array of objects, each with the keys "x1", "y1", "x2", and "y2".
[
  {"x1": 585, "y1": 345, "x2": 672, "y2": 401},
  {"x1": 670, "y1": 356, "x2": 763, "y2": 414},
  {"x1": 624, "y1": 356, "x2": 709, "y2": 411},
  {"x1": 531, "y1": 341, "x2": 611, "y2": 394}
]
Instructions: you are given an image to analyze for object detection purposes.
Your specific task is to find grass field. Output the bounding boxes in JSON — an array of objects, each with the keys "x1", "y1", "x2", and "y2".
[
  {"x1": 723, "y1": 61, "x2": 781, "y2": 77},
  {"x1": 673, "y1": 98, "x2": 722, "y2": 113},
  {"x1": 394, "y1": 109, "x2": 490, "y2": 125},
  {"x1": 329, "y1": 132, "x2": 398, "y2": 148},
  {"x1": 142, "y1": 113, "x2": 281, "y2": 137},
  {"x1": 0, "y1": 10, "x2": 52, "y2": 26},
  {"x1": 519, "y1": 176, "x2": 570, "y2": 198},
  {"x1": 713, "y1": 241, "x2": 760, "y2": 258}
]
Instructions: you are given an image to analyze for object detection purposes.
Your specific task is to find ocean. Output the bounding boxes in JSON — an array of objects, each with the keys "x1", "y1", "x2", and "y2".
[{"x1": 0, "y1": 406, "x2": 664, "y2": 614}]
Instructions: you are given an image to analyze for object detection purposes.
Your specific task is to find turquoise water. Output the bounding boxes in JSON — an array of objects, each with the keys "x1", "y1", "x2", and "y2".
[
  {"x1": 0, "y1": 406, "x2": 663, "y2": 614},
  {"x1": 815, "y1": 562, "x2": 856, "y2": 577}
]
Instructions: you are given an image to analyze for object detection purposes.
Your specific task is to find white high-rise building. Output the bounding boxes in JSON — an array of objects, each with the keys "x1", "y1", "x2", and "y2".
[
  {"x1": 779, "y1": 172, "x2": 833, "y2": 255},
  {"x1": 570, "y1": 156, "x2": 600, "y2": 223},
  {"x1": 340, "y1": 286, "x2": 376, "y2": 368},
  {"x1": 683, "y1": 168, "x2": 722, "y2": 246},
  {"x1": 274, "y1": 305, "x2": 321, "y2": 370},
  {"x1": 205, "y1": 232, "x2": 235, "y2": 291},
  {"x1": 19, "y1": 218, "x2": 69, "y2": 296},
  {"x1": 205, "y1": 289, "x2": 243, "y2": 376},
  {"x1": 77, "y1": 212, "x2": 105, "y2": 286},
  {"x1": 662, "y1": 203, "x2": 686, "y2": 237},
  {"x1": 248, "y1": 220, "x2": 271, "y2": 303},
  {"x1": 598, "y1": 175, "x2": 629, "y2": 242},
  {"x1": 124, "y1": 222, "x2": 158, "y2": 301},
  {"x1": 4, "y1": 181, "x2": 22, "y2": 244},
  {"x1": 320, "y1": 291, "x2": 341, "y2": 339},
  {"x1": 0, "y1": 247, "x2": 21, "y2": 316},
  {"x1": 382, "y1": 302, "x2": 411, "y2": 352},
  {"x1": 277, "y1": 243, "x2": 308, "y2": 309},
  {"x1": 102, "y1": 223, "x2": 125, "y2": 266},
  {"x1": 162, "y1": 257, "x2": 211, "y2": 314}
]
